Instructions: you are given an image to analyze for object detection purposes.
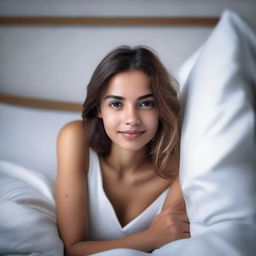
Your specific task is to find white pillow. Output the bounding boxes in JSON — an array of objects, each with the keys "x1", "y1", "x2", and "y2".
[
  {"x1": 179, "y1": 8, "x2": 256, "y2": 242},
  {"x1": 0, "y1": 160, "x2": 63, "y2": 255},
  {"x1": 0, "y1": 103, "x2": 80, "y2": 182}
]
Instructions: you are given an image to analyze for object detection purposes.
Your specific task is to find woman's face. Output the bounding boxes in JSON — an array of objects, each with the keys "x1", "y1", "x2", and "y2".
[{"x1": 98, "y1": 70, "x2": 159, "y2": 153}]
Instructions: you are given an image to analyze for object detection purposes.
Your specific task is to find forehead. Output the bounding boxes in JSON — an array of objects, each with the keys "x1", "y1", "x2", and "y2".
[{"x1": 103, "y1": 70, "x2": 152, "y2": 96}]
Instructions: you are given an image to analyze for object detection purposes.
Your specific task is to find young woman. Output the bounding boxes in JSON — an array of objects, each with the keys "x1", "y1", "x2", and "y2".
[{"x1": 56, "y1": 46, "x2": 190, "y2": 256}]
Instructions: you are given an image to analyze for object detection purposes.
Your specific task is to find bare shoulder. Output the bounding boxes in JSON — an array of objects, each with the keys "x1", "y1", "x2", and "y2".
[
  {"x1": 58, "y1": 119, "x2": 85, "y2": 139},
  {"x1": 57, "y1": 120, "x2": 89, "y2": 174},
  {"x1": 57, "y1": 120, "x2": 88, "y2": 149}
]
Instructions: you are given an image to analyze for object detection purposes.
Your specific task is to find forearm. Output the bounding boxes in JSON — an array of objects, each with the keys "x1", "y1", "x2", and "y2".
[
  {"x1": 162, "y1": 177, "x2": 185, "y2": 211},
  {"x1": 66, "y1": 229, "x2": 157, "y2": 256}
]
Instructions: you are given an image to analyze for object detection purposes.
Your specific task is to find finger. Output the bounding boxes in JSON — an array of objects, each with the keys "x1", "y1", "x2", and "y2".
[
  {"x1": 182, "y1": 215, "x2": 190, "y2": 224},
  {"x1": 181, "y1": 223, "x2": 190, "y2": 233},
  {"x1": 169, "y1": 213, "x2": 190, "y2": 223},
  {"x1": 175, "y1": 213, "x2": 190, "y2": 223},
  {"x1": 180, "y1": 232, "x2": 191, "y2": 239}
]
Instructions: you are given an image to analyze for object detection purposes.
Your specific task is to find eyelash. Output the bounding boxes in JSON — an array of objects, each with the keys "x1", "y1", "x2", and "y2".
[
  {"x1": 139, "y1": 101, "x2": 155, "y2": 108},
  {"x1": 109, "y1": 102, "x2": 122, "y2": 108},
  {"x1": 108, "y1": 101, "x2": 155, "y2": 109}
]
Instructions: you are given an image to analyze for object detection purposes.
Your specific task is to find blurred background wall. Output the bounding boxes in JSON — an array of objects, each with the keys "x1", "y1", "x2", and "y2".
[{"x1": 0, "y1": 0, "x2": 255, "y2": 103}]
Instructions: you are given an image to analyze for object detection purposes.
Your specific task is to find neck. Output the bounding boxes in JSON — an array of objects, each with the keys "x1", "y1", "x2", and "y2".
[{"x1": 104, "y1": 146, "x2": 149, "y2": 173}]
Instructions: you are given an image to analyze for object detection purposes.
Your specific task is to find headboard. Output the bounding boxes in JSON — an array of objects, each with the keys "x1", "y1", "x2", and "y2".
[{"x1": 0, "y1": 16, "x2": 219, "y2": 26}]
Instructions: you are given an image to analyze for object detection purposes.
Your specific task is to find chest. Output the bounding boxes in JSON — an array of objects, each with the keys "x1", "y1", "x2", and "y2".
[
  {"x1": 87, "y1": 168, "x2": 170, "y2": 241},
  {"x1": 101, "y1": 169, "x2": 171, "y2": 227}
]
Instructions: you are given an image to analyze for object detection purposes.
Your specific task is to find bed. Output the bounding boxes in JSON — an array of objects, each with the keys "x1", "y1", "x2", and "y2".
[{"x1": 0, "y1": 9, "x2": 256, "y2": 256}]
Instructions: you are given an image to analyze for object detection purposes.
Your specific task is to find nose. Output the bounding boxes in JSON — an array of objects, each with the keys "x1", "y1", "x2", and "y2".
[{"x1": 124, "y1": 106, "x2": 140, "y2": 126}]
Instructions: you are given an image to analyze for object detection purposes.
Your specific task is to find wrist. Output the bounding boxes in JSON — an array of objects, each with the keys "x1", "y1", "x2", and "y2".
[
  {"x1": 143, "y1": 227, "x2": 159, "y2": 250},
  {"x1": 117, "y1": 228, "x2": 159, "y2": 252}
]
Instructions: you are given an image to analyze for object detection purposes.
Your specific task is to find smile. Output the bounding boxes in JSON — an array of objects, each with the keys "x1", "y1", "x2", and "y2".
[{"x1": 118, "y1": 130, "x2": 145, "y2": 139}]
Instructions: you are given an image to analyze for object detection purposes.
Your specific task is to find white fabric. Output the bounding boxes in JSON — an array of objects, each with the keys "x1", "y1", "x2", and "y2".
[
  {"x1": 0, "y1": 103, "x2": 80, "y2": 182},
  {"x1": 0, "y1": 159, "x2": 63, "y2": 255},
  {"x1": 87, "y1": 149, "x2": 168, "y2": 241},
  {"x1": 179, "y1": 9, "x2": 256, "y2": 236}
]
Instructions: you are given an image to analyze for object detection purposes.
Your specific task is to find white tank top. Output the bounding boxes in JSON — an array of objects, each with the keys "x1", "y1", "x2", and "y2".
[{"x1": 87, "y1": 149, "x2": 168, "y2": 241}]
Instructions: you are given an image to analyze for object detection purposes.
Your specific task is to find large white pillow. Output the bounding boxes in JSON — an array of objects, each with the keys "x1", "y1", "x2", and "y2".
[
  {"x1": 179, "y1": 8, "x2": 256, "y2": 243},
  {"x1": 0, "y1": 103, "x2": 80, "y2": 182}
]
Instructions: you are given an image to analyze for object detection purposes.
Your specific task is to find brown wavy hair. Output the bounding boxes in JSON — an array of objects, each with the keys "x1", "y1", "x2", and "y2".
[{"x1": 82, "y1": 46, "x2": 180, "y2": 178}]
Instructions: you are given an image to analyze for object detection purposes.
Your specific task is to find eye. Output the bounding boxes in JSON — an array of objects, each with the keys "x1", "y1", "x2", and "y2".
[
  {"x1": 109, "y1": 101, "x2": 123, "y2": 109},
  {"x1": 139, "y1": 101, "x2": 155, "y2": 108}
]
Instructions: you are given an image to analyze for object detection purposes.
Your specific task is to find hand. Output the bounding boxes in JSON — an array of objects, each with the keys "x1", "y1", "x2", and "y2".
[{"x1": 148, "y1": 200, "x2": 190, "y2": 248}]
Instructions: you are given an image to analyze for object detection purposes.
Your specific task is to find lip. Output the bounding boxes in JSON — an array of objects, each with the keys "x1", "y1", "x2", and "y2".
[
  {"x1": 119, "y1": 130, "x2": 144, "y2": 134},
  {"x1": 118, "y1": 130, "x2": 145, "y2": 139}
]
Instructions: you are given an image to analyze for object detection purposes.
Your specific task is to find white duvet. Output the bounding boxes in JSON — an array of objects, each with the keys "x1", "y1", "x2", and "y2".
[{"x1": 0, "y1": 9, "x2": 256, "y2": 256}]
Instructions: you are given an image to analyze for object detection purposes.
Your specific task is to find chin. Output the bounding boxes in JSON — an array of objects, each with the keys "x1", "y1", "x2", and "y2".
[{"x1": 114, "y1": 140, "x2": 150, "y2": 153}]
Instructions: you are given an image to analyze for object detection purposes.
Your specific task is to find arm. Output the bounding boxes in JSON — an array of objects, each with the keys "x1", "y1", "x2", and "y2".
[
  {"x1": 162, "y1": 176, "x2": 186, "y2": 211},
  {"x1": 158, "y1": 176, "x2": 190, "y2": 240},
  {"x1": 68, "y1": 208, "x2": 189, "y2": 255},
  {"x1": 55, "y1": 120, "x2": 89, "y2": 253},
  {"x1": 161, "y1": 141, "x2": 187, "y2": 211},
  {"x1": 67, "y1": 231, "x2": 159, "y2": 255}
]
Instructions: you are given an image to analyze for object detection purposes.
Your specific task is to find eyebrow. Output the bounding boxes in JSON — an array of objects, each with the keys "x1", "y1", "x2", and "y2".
[{"x1": 104, "y1": 93, "x2": 154, "y2": 101}]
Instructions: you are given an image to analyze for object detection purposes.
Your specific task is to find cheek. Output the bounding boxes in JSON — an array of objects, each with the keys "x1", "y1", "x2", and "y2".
[
  {"x1": 101, "y1": 111, "x2": 119, "y2": 130},
  {"x1": 146, "y1": 112, "x2": 159, "y2": 128},
  {"x1": 151, "y1": 118, "x2": 160, "y2": 134}
]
